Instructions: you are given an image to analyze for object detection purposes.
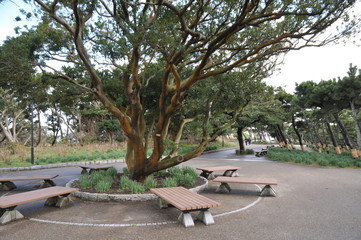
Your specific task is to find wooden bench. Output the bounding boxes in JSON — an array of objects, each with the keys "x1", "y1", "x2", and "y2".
[
  {"x1": 196, "y1": 166, "x2": 241, "y2": 179},
  {"x1": 213, "y1": 176, "x2": 277, "y2": 197},
  {"x1": 0, "y1": 175, "x2": 59, "y2": 191},
  {"x1": 79, "y1": 164, "x2": 114, "y2": 174},
  {"x1": 150, "y1": 187, "x2": 220, "y2": 227},
  {"x1": 0, "y1": 186, "x2": 79, "y2": 224},
  {"x1": 255, "y1": 149, "x2": 268, "y2": 157}
]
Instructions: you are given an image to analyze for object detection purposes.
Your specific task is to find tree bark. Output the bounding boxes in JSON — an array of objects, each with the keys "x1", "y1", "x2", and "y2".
[
  {"x1": 237, "y1": 127, "x2": 245, "y2": 152},
  {"x1": 324, "y1": 117, "x2": 341, "y2": 154},
  {"x1": 291, "y1": 114, "x2": 304, "y2": 151},
  {"x1": 36, "y1": 110, "x2": 42, "y2": 147},
  {"x1": 350, "y1": 100, "x2": 361, "y2": 151}
]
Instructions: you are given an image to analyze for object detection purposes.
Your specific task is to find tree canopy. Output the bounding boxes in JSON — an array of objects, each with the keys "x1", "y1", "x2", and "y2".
[{"x1": 3, "y1": 0, "x2": 358, "y2": 179}]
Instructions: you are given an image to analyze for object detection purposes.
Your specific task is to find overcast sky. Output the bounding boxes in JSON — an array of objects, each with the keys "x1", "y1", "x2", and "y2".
[{"x1": 1, "y1": 1, "x2": 361, "y2": 94}]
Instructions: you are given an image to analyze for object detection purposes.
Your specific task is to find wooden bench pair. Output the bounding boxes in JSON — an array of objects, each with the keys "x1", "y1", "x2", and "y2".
[
  {"x1": 196, "y1": 166, "x2": 240, "y2": 179},
  {"x1": 212, "y1": 176, "x2": 277, "y2": 197},
  {"x1": 150, "y1": 187, "x2": 220, "y2": 227},
  {"x1": 0, "y1": 186, "x2": 79, "y2": 224},
  {"x1": 79, "y1": 164, "x2": 114, "y2": 174},
  {"x1": 0, "y1": 175, "x2": 59, "y2": 191}
]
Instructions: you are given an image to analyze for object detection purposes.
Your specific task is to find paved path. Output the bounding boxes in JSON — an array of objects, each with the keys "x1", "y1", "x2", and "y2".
[{"x1": 1, "y1": 145, "x2": 361, "y2": 240}]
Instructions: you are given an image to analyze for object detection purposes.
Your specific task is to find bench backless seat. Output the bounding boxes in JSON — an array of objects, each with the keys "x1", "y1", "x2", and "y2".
[
  {"x1": 196, "y1": 166, "x2": 240, "y2": 179},
  {"x1": 0, "y1": 175, "x2": 59, "y2": 191},
  {"x1": 213, "y1": 176, "x2": 278, "y2": 196},
  {"x1": 0, "y1": 186, "x2": 79, "y2": 224},
  {"x1": 79, "y1": 165, "x2": 114, "y2": 174},
  {"x1": 150, "y1": 187, "x2": 220, "y2": 227}
]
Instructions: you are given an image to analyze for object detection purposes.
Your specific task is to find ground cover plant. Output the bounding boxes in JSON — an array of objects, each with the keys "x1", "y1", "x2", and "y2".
[
  {"x1": 267, "y1": 147, "x2": 361, "y2": 168},
  {"x1": 77, "y1": 166, "x2": 200, "y2": 194},
  {"x1": 0, "y1": 142, "x2": 234, "y2": 168},
  {"x1": 235, "y1": 149, "x2": 255, "y2": 155}
]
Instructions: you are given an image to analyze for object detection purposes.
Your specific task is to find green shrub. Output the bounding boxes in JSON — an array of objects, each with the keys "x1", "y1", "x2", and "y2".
[
  {"x1": 120, "y1": 176, "x2": 132, "y2": 189},
  {"x1": 318, "y1": 159, "x2": 330, "y2": 166},
  {"x1": 144, "y1": 175, "x2": 157, "y2": 189},
  {"x1": 181, "y1": 166, "x2": 197, "y2": 178},
  {"x1": 305, "y1": 159, "x2": 313, "y2": 165},
  {"x1": 122, "y1": 167, "x2": 129, "y2": 176},
  {"x1": 168, "y1": 167, "x2": 183, "y2": 178},
  {"x1": 337, "y1": 161, "x2": 349, "y2": 168},
  {"x1": 106, "y1": 167, "x2": 118, "y2": 178},
  {"x1": 181, "y1": 174, "x2": 196, "y2": 187},
  {"x1": 96, "y1": 179, "x2": 112, "y2": 192},
  {"x1": 129, "y1": 181, "x2": 146, "y2": 194},
  {"x1": 91, "y1": 171, "x2": 106, "y2": 184},
  {"x1": 236, "y1": 149, "x2": 254, "y2": 155},
  {"x1": 79, "y1": 175, "x2": 93, "y2": 189},
  {"x1": 162, "y1": 177, "x2": 178, "y2": 188}
]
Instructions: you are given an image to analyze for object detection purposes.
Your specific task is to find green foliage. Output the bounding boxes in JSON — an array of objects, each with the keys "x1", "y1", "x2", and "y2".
[
  {"x1": 120, "y1": 176, "x2": 132, "y2": 189},
  {"x1": 181, "y1": 174, "x2": 196, "y2": 187},
  {"x1": 236, "y1": 149, "x2": 255, "y2": 155},
  {"x1": 122, "y1": 167, "x2": 129, "y2": 176},
  {"x1": 106, "y1": 167, "x2": 118, "y2": 178},
  {"x1": 129, "y1": 181, "x2": 146, "y2": 194},
  {"x1": 95, "y1": 179, "x2": 112, "y2": 192},
  {"x1": 33, "y1": 150, "x2": 125, "y2": 165},
  {"x1": 79, "y1": 174, "x2": 93, "y2": 189},
  {"x1": 162, "y1": 177, "x2": 178, "y2": 188},
  {"x1": 144, "y1": 175, "x2": 157, "y2": 189},
  {"x1": 267, "y1": 147, "x2": 360, "y2": 168}
]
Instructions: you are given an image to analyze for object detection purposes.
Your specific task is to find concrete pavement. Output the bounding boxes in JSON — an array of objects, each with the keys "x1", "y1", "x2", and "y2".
[{"x1": 1, "y1": 146, "x2": 361, "y2": 240}]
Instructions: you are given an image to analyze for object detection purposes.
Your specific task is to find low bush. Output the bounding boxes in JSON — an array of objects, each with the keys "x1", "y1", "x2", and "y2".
[
  {"x1": 79, "y1": 174, "x2": 93, "y2": 189},
  {"x1": 162, "y1": 177, "x2": 178, "y2": 188},
  {"x1": 267, "y1": 147, "x2": 360, "y2": 168},
  {"x1": 129, "y1": 181, "x2": 146, "y2": 194},
  {"x1": 144, "y1": 175, "x2": 157, "y2": 189}
]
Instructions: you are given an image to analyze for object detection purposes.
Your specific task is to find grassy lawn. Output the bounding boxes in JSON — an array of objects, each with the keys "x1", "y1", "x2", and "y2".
[{"x1": 0, "y1": 141, "x2": 237, "y2": 168}]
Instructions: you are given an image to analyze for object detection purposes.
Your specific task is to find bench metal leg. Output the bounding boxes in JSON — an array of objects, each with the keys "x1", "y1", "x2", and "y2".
[
  {"x1": 81, "y1": 168, "x2": 89, "y2": 174},
  {"x1": 215, "y1": 182, "x2": 232, "y2": 193},
  {"x1": 197, "y1": 210, "x2": 215, "y2": 226},
  {"x1": 178, "y1": 212, "x2": 194, "y2": 227},
  {"x1": 260, "y1": 185, "x2": 276, "y2": 197},
  {"x1": 0, "y1": 181, "x2": 17, "y2": 191},
  {"x1": 45, "y1": 195, "x2": 74, "y2": 208},
  {"x1": 0, "y1": 207, "x2": 24, "y2": 224}
]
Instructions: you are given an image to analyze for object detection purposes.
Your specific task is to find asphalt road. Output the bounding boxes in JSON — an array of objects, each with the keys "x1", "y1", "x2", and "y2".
[{"x1": 1, "y1": 146, "x2": 361, "y2": 240}]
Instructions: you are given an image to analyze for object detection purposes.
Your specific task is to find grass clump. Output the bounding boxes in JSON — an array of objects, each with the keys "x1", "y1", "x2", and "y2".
[
  {"x1": 129, "y1": 181, "x2": 146, "y2": 194},
  {"x1": 79, "y1": 174, "x2": 93, "y2": 189},
  {"x1": 144, "y1": 175, "x2": 157, "y2": 189},
  {"x1": 162, "y1": 177, "x2": 178, "y2": 188},
  {"x1": 267, "y1": 146, "x2": 360, "y2": 168}
]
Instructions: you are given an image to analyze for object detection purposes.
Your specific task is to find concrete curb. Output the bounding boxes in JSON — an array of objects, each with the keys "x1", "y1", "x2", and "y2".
[
  {"x1": 66, "y1": 176, "x2": 209, "y2": 202},
  {"x1": 0, "y1": 159, "x2": 125, "y2": 173}
]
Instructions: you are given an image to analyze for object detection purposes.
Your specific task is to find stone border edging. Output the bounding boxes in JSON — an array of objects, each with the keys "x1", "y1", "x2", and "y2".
[
  {"x1": 0, "y1": 159, "x2": 125, "y2": 173},
  {"x1": 66, "y1": 176, "x2": 209, "y2": 202}
]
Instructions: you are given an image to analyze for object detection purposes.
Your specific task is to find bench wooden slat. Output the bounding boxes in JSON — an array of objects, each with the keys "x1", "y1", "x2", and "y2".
[
  {"x1": 0, "y1": 186, "x2": 79, "y2": 209},
  {"x1": 213, "y1": 176, "x2": 277, "y2": 185},
  {"x1": 196, "y1": 166, "x2": 240, "y2": 172},
  {"x1": 150, "y1": 187, "x2": 220, "y2": 211},
  {"x1": 0, "y1": 175, "x2": 59, "y2": 182}
]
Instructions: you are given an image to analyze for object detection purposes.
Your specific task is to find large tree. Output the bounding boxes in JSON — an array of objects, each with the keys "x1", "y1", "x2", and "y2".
[{"x1": 26, "y1": 0, "x2": 357, "y2": 180}]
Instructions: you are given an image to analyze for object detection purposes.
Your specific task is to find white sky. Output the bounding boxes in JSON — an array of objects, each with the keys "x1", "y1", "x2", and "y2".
[{"x1": 1, "y1": 1, "x2": 361, "y2": 94}]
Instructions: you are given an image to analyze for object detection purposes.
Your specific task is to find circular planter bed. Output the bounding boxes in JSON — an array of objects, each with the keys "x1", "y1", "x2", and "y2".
[{"x1": 66, "y1": 176, "x2": 208, "y2": 202}]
